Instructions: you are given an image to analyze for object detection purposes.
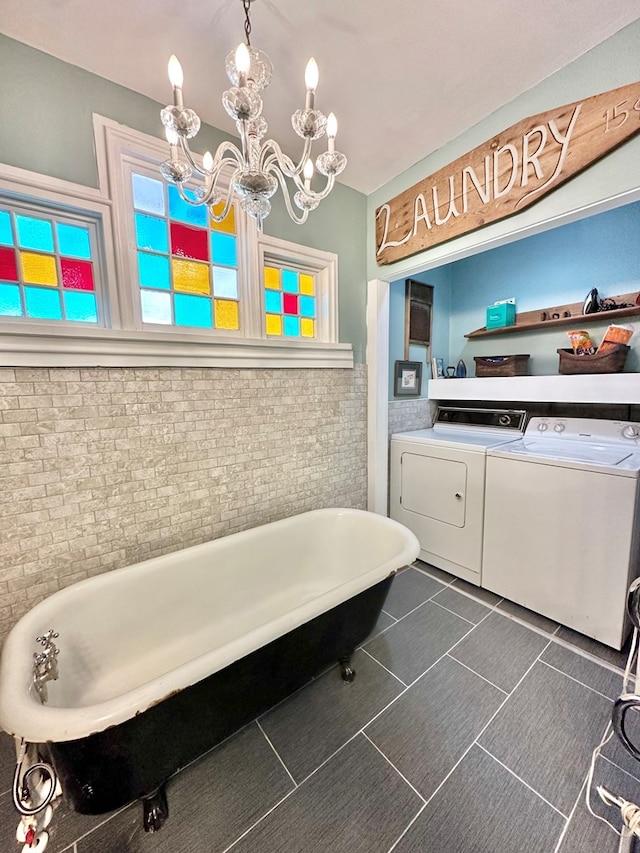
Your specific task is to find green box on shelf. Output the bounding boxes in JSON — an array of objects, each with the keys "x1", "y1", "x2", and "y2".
[{"x1": 486, "y1": 302, "x2": 516, "y2": 329}]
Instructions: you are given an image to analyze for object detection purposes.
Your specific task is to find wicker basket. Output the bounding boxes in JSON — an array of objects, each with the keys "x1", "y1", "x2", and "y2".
[
  {"x1": 474, "y1": 354, "x2": 530, "y2": 377},
  {"x1": 557, "y1": 345, "x2": 629, "y2": 374}
]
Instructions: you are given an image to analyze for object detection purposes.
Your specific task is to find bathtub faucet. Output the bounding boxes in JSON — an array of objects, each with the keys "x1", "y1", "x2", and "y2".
[{"x1": 33, "y1": 630, "x2": 60, "y2": 704}]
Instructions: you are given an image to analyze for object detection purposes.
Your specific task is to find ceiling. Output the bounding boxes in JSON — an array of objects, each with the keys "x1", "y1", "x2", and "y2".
[{"x1": 1, "y1": 0, "x2": 640, "y2": 195}]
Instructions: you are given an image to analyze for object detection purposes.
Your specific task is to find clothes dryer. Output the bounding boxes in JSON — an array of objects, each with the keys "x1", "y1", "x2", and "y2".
[{"x1": 390, "y1": 407, "x2": 526, "y2": 585}]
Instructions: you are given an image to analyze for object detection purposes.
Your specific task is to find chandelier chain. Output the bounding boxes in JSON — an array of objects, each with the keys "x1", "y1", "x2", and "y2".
[{"x1": 243, "y1": 0, "x2": 252, "y2": 46}]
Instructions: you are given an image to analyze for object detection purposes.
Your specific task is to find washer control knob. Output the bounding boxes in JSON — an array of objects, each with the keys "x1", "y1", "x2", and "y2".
[
  {"x1": 554, "y1": 423, "x2": 565, "y2": 433},
  {"x1": 498, "y1": 415, "x2": 511, "y2": 426},
  {"x1": 538, "y1": 423, "x2": 548, "y2": 432},
  {"x1": 622, "y1": 424, "x2": 640, "y2": 439}
]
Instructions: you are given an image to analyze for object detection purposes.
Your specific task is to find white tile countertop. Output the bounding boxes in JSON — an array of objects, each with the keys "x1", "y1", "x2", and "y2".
[{"x1": 429, "y1": 374, "x2": 640, "y2": 404}]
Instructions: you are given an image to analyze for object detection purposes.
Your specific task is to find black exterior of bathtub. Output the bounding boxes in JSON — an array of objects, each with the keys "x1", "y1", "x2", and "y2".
[{"x1": 44, "y1": 574, "x2": 395, "y2": 817}]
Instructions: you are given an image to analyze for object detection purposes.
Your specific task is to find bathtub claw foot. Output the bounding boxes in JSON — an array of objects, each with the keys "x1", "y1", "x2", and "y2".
[
  {"x1": 339, "y1": 656, "x2": 356, "y2": 682},
  {"x1": 142, "y1": 785, "x2": 168, "y2": 832}
]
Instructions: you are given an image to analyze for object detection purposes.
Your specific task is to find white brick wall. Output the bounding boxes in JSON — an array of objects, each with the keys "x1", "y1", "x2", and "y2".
[
  {"x1": 0, "y1": 365, "x2": 367, "y2": 648},
  {"x1": 388, "y1": 398, "x2": 436, "y2": 435}
]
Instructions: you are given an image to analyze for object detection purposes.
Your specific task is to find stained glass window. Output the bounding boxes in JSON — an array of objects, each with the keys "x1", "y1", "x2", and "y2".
[
  {"x1": 263, "y1": 266, "x2": 316, "y2": 338},
  {"x1": 0, "y1": 121, "x2": 340, "y2": 365},
  {"x1": 0, "y1": 207, "x2": 99, "y2": 324},
  {"x1": 131, "y1": 174, "x2": 240, "y2": 331}
]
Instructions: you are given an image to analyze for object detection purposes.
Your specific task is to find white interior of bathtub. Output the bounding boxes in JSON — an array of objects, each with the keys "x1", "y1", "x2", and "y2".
[{"x1": 0, "y1": 508, "x2": 419, "y2": 742}]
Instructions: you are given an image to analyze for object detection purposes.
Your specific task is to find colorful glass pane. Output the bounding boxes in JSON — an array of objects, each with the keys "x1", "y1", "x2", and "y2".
[
  {"x1": 0, "y1": 211, "x2": 13, "y2": 246},
  {"x1": 283, "y1": 293, "x2": 298, "y2": 315},
  {"x1": 300, "y1": 318, "x2": 314, "y2": 338},
  {"x1": 21, "y1": 252, "x2": 58, "y2": 286},
  {"x1": 213, "y1": 299, "x2": 239, "y2": 330},
  {"x1": 16, "y1": 215, "x2": 54, "y2": 253},
  {"x1": 283, "y1": 316, "x2": 300, "y2": 337},
  {"x1": 168, "y1": 186, "x2": 208, "y2": 227},
  {"x1": 129, "y1": 173, "x2": 242, "y2": 334},
  {"x1": 264, "y1": 290, "x2": 282, "y2": 314},
  {"x1": 281, "y1": 270, "x2": 299, "y2": 294},
  {"x1": 135, "y1": 213, "x2": 168, "y2": 253},
  {"x1": 175, "y1": 293, "x2": 213, "y2": 328},
  {"x1": 132, "y1": 174, "x2": 166, "y2": 216},
  {"x1": 138, "y1": 252, "x2": 170, "y2": 289},
  {"x1": 211, "y1": 267, "x2": 238, "y2": 300},
  {"x1": 63, "y1": 291, "x2": 98, "y2": 323},
  {"x1": 299, "y1": 295, "x2": 316, "y2": 318},
  {"x1": 24, "y1": 286, "x2": 62, "y2": 319},
  {"x1": 61, "y1": 258, "x2": 94, "y2": 291},
  {"x1": 0, "y1": 283, "x2": 22, "y2": 316},
  {"x1": 170, "y1": 222, "x2": 209, "y2": 262},
  {"x1": 265, "y1": 313, "x2": 282, "y2": 336},
  {"x1": 264, "y1": 266, "x2": 280, "y2": 290},
  {"x1": 57, "y1": 223, "x2": 91, "y2": 259},
  {"x1": 141, "y1": 289, "x2": 172, "y2": 324},
  {"x1": 0, "y1": 247, "x2": 19, "y2": 282},
  {"x1": 211, "y1": 203, "x2": 236, "y2": 234},
  {"x1": 172, "y1": 258, "x2": 210, "y2": 295},
  {"x1": 0, "y1": 206, "x2": 100, "y2": 326},
  {"x1": 299, "y1": 274, "x2": 314, "y2": 295},
  {"x1": 211, "y1": 232, "x2": 236, "y2": 267}
]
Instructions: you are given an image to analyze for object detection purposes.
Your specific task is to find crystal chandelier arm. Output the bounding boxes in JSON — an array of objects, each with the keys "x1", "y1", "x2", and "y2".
[
  {"x1": 174, "y1": 157, "x2": 237, "y2": 210},
  {"x1": 268, "y1": 157, "x2": 337, "y2": 202},
  {"x1": 179, "y1": 136, "x2": 244, "y2": 176},
  {"x1": 201, "y1": 161, "x2": 239, "y2": 219},
  {"x1": 173, "y1": 135, "x2": 243, "y2": 217},
  {"x1": 260, "y1": 137, "x2": 312, "y2": 179},
  {"x1": 269, "y1": 165, "x2": 311, "y2": 225},
  {"x1": 208, "y1": 182, "x2": 236, "y2": 223},
  {"x1": 302, "y1": 170, "x2": 336, "y2": 202},
  {"x1": 173, "y1": 173, "x2": 235, "y2": 222}
]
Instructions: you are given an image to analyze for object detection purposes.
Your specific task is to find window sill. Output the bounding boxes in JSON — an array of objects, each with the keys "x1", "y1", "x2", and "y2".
[{"x1": 0, "y1": 327, "x2": 354, "y2": 369}]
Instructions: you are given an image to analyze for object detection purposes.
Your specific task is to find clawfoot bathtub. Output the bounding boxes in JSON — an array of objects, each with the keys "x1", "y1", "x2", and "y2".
[{"x1": 0, "y1": 508, "x2": 419, "y2": 831}]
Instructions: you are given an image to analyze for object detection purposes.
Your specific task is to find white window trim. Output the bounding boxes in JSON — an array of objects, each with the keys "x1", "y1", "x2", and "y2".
[
  {"x1": 0, "y1": 163, "x2": 121, "y2": 332},
  {"x1": 0, "y1": 117, "x2": 353, "y2": 368},
  {"x1": 257, "y1": 233, "x2": 339, "y2": 344}
]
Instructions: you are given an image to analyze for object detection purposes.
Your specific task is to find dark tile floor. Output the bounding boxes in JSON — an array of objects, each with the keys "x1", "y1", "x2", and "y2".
[{"x1": 1, "y1": 561, "x2": 640, "y2": 853}]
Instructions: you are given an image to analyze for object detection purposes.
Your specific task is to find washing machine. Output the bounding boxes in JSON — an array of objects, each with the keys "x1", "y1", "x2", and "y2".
[
  {"x1": 390, "y1": 407, "x2": 527, "y2": 585},
  {"x1": 483, "y1": 417, "x2": 640, "y2": 649}
]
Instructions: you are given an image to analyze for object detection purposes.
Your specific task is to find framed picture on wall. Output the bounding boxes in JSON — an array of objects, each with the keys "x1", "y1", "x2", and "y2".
[
  {"x1": 394, "y1": 360, "x2": 422, "y2": 396},
  {"x1": 431, "y1": 357, "x2": 444, "y2": 378}
]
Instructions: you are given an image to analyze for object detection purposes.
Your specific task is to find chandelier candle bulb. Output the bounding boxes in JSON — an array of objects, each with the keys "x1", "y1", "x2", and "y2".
[
  {"x1": 305, "y1": 58, "x2": 318, "y2": 110},
  {"x1": 202, "y1": 151, "x2": 214, "y2": 192},
  {"x1": 168, "y1": 55, "x2": 184, "y2": 108},
  {"x1": 235, "y1": 43, "x2": 250, "y2": 88},
  {"x1": 303, "y1": 159, "x2": 314, "y2": 191},
  {"x1": 165, "y1": 128, "x2": 179, "y2": 160},
  {"x1": 327, "y1": 113, "x2": 337, "y2": 153}
]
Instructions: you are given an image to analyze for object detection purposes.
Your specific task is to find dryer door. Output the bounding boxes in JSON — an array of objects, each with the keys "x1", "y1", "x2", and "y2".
[
  {"x1": 389, "y1": 440, "x2": 486, "y2": 583},
  {"x1": 401, "y1": 453, "x2": 466, "y2": 527}
]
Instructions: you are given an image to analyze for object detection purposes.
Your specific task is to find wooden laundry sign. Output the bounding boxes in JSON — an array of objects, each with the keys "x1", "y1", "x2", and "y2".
[{"x1": 375, "y1": 81, "x2": 640, "y2": 265}]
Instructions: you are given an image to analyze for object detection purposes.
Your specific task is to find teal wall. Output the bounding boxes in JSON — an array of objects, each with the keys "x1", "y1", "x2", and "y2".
[
  {"x1": 388, "y1": 268, "x2": 451, "y2": 400},
  {"x1": 374, "y1": 19, "x2": 640, "y2": 382},
  {"x1": 388, "y1": 201, "x2": 640, "y2": 386},
  {"x1": 0, "y1": 35, "x2": 368, "y2": 361},
  {"x1": 449, "y1": 201, "x2": 640, "y2": 375}
]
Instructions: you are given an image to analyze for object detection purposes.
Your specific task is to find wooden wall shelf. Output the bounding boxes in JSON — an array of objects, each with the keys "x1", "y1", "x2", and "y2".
[{"x1": 465, "y1": 292, "x2": 640, "y2": 339}]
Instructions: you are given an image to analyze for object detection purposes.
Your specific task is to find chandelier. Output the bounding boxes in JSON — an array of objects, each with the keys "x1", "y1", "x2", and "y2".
[{"x1": 159, "y1": 0, "x2": 347, "y2": 228}]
